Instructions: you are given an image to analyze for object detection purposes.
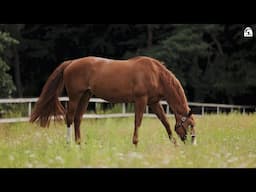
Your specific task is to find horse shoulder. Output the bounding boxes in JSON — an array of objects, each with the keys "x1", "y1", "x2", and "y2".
[{"x1": 131, "y1": 58, "x2": 162, "y2": 94}]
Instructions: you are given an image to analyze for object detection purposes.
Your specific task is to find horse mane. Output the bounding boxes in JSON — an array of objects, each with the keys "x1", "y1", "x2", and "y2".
[
  {"x1": 128, "y1": 56, "x2": 146, "y2": 60},
  {"x1": 152, "y1": 59, "x2": 190, "y2": 115}
]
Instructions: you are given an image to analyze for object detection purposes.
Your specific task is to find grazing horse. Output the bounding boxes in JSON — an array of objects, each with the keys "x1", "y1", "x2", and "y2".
[{"x1": 30, "y1": 56, "x2": 196, "y2": 146}]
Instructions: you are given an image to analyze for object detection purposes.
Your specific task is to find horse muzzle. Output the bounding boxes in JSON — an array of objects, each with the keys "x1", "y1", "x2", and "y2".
[{"x1": 180, "y1": 135, "x2": 187, "y2": 143}]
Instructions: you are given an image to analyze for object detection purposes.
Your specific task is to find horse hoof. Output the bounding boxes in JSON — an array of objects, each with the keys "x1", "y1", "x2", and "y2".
[
  {"x1": 133, "y1": 140, "x2": 138, "y2": 147},
  {"x1": 132, "y1": 137, "x2": 138, "y2": 145},
  {"x1": 174, "y1": 143, "x2": 179, "y2": 147}
]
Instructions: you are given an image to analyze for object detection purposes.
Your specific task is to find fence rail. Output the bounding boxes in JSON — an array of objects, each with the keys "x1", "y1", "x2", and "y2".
[{"x1": 0, "y1": 97, "x2": 255, "y2": 123}]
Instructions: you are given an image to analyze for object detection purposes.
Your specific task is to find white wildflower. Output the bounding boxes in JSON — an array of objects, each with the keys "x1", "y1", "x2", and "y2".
[
  {"x1": 55, "y1": 156, "x2": 64, "y2": 164},
  {"x1": 162, "y1": 159, "x2": 170, "y2": 165},
  {"x1": 25, "y1": 163, "x2": 33, "y2": 168},
  {"x1": 127, "y1": 152, "x2": 143, "y2": 159},
  {"x1": 24, "y1": 150, "x2": 31, "y2": 154},
  {"x1": 9, "y1": 155, "x2": 15, "y2": 161},
  {"x1": 29, "y1": 153, "x2": 35, "y2": 158}
]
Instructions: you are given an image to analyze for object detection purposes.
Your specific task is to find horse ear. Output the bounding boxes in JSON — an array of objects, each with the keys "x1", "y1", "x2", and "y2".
[{"x1": 188, "y1": 110, "x2": 193, "y2": 117}]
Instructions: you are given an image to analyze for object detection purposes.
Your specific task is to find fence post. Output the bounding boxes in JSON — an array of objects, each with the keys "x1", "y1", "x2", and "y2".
[
  {"x1": 243, "y1": 107, "x2": 245, "y2": 115},
  {"x1": 202, "y1": 106, "x2": 204, "y2": 116},
  {"x1": 28, "y1": 102, "x2": 32, "y2": 116},
  {"x1": 122, "y1": 103, "x2": 126, "y2": 114},
  {"x1": 217, "y1": 106, "x2": 219, "y2": 114},
  {"x1": 146, "y1": 106, "x2": 149, "y2": 114},
  {"x1": 166, "y1": 104, "x2": 170, "y2": 114}
]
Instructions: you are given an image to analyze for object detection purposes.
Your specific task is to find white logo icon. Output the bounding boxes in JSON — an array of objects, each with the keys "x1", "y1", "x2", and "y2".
[{"x1": 244, "y1": 27, "x2": 253, "y2": 37}]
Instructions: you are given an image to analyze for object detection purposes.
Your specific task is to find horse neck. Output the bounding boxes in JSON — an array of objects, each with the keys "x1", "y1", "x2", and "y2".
[{"x1": 162, "y1": 71, "x2": 190, "y2": 120}]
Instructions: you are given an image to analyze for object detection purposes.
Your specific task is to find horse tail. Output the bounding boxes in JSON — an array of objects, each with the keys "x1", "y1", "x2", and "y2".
[{"x1": 29, "y1": 60, "x2": 72, "y2": 127}]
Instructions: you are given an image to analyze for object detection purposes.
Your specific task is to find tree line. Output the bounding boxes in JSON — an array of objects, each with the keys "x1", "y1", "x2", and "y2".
[{"x1": 0, "y1": 24, "x2": 255, "y2": 105}]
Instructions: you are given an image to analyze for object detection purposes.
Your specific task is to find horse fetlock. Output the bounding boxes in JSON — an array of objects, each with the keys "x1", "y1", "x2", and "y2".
[
  {"x1": 66, "y1": 126, "x2": 72, "y2": 144},
  {"x1": 132, "y1": 137, "x2": 139, "y2": 146},
  {"x1": 191, "y1": 135, "x2": 197, "y2": 145},
  {"x1": 75, "y1": 139, "x2": 81, "y2": 145},
  {"x1": 172, "y1": 137, "x2": 179, "y2": 147},
  {"x1": 168, "y1": 135, "x2": 177, "y2": 145}
]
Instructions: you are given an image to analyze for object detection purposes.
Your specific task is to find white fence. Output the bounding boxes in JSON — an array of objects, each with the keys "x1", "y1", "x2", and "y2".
[{"x1": 0, "y1": 97, "x2": 255, "y2": 123}]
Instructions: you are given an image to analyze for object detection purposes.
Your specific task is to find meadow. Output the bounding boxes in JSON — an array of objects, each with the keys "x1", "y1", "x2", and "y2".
[{"x1": 0, "y1": 113, "x2": 256, "y2": 168}]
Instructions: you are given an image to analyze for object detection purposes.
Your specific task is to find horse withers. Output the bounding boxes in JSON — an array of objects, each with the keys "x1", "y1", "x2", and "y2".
[{"x1": 30, "y1": 56, "x2": 196, "y2": 146}]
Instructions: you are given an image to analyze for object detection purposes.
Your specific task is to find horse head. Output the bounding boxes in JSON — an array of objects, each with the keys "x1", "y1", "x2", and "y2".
[{"x1": 175, "y1": 110, "x2": 196, "y2": 145}]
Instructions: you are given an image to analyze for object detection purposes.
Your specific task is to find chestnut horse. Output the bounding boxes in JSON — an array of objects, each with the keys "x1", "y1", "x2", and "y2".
[{"x1": 30, "y1": 56, "x2": 196, "y2": 146}]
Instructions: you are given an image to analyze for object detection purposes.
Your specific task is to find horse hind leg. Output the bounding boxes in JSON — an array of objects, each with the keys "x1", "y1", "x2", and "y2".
[
  {"x1": 133, "y1": 96, "x2": 147, "y2": 146},
  {"x1": 74, "y1": 91, "x2": 92, "y2": 144},
  {"x1": 66, "y1": 93, "x2": 82, "y2": 144}
]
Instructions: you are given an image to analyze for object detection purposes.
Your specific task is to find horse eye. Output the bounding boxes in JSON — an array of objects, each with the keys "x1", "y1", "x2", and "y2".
[{"x1": 181, "y1": 117, "x2": 186, "y2": 122}]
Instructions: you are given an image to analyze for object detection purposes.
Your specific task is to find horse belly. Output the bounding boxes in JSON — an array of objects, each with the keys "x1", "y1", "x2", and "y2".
[{"x1": 91, "y1": 81, "x2": 134, "y2": 103}]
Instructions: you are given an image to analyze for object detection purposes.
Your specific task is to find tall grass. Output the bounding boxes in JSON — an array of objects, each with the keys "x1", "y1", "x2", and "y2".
[
  {"x1": 0, "y1": 103, "x2": 28, "y2": 118},
  {"x1": 0, "y1": 113, "x2": 256, "y2": 168}
]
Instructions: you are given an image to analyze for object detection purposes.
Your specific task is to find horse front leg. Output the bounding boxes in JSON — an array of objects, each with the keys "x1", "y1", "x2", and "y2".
[
  {"x1": 133, "y1": 96, "x2": 147, "y2": 147},
  {"x1": 149, "y1": 102, "x2": 177, "y2": 147},
  {"x1": 191, "y1": 126, "x2": 197, "y2": 145}
]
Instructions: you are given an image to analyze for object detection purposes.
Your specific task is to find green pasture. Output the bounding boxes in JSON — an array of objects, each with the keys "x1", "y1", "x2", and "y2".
[{"x1": 0, "y1": 113, "x2": 256, "y2": 168}]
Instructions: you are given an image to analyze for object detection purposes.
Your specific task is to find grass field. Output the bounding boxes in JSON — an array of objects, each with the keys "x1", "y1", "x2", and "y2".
[{"x1": 0, "y1": 113, "x2": 256, "y2": 168}]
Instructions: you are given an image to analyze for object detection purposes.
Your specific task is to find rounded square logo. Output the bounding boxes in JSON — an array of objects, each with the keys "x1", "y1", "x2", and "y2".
[{"x1": 244, "y1": 27, "x2": 253, "y2": 37}]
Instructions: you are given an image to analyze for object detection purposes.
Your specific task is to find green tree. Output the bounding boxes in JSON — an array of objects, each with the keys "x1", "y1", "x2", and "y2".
[
  {"x1": 0, "y1": 31, "x2": 18, "y2": 97},
  {"x1": 2, "y1": 24, "x2": 25, "y2": 97},
  {"x1": 132, "y1": 24, "x2": 210, "y2": 100}
]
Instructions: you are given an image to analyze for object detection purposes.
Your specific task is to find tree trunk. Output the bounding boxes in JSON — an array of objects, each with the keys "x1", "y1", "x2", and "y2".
[
  {"x1": 227, "y1": 94, "x2": 233, "y2": 105},
  {"x1": 210, "y1": 33, "x2": 224, "y2": 55},
  {"x1": 147, "y1": 24, "x2": 153, "y2": 48},
  {"x1": 5, "y1": 24, "x2": 24, "y2": 97},
  {"x1": 13, "y1": 46, "x2": 23, "y2": 97}
]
